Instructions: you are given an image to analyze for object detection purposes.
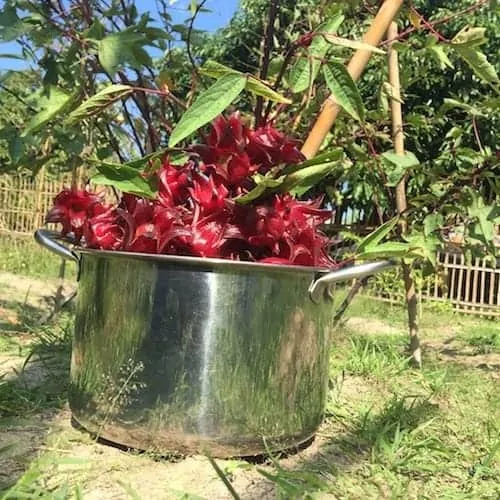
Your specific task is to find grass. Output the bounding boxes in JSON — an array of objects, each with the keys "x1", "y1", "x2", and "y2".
[
  {"x1": 0, "y1": 234, "x2": 77, "y2": 280},
  {"x1": 0, "y1": 285, "x2": 499, "y2": 498}
]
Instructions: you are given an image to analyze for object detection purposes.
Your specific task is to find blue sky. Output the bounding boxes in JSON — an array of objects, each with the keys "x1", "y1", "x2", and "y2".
[{"x1": 0, "y1": 0, "x2": 240, "y2": 70}]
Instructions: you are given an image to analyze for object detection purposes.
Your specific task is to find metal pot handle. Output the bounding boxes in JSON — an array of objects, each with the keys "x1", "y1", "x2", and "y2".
[
  {"x1": 309, "y1": 260, "x2": 395, "y2": 303},
  {"x1": 34, "y1": 229, "x2": 79, "y2": 263}
]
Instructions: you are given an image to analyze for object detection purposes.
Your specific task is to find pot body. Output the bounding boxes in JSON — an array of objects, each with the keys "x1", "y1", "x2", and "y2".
[{"x1": 69, "y1": 250, "x2": 338, "y2": 457}]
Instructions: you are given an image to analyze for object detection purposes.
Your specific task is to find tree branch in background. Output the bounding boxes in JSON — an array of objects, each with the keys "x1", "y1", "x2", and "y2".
[
  {"x1": 380, "y1": 0, "x2": 489, "y2": 46},
  {"x1": 186, "y1": 0, "x2": 208, "y2": 85},
  {"x1": 0, "y1": 83, "x2": 37, "y2": 113},
  {"x1": 255, "y1": 0, "x2": 279, "y2": 126}
]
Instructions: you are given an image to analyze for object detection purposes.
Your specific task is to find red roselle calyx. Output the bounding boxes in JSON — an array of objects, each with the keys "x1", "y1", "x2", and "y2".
[{"x1": 46, "y1": 113, "x2": 336, "y2": 268}]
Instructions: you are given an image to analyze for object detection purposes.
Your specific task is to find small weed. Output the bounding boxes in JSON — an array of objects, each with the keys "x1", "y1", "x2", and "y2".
[
  {"x1": 463, "y1": 327, "x2": 500, "y2": 354},
  {"x1": 342, "y1": 335, "x2": 409, "y2": 379}
]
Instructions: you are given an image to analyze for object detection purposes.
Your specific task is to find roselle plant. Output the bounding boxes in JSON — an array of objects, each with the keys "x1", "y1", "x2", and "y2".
[{"x1": 47, "y1": 113, "x2": 338, "y2": 267}]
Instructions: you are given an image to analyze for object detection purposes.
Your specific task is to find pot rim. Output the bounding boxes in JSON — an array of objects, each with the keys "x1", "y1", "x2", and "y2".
[{"x1": 77, "y1": 246, "x2": 336, "y2": 275}]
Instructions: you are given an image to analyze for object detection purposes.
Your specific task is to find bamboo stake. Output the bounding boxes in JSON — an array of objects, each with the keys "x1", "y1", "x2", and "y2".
[
  {"x1": 387, "y1": 21, "x2": 422, "y2": 368},
  {"x1": 301, "y1": 0, "x2": 404, "y2": 158}
]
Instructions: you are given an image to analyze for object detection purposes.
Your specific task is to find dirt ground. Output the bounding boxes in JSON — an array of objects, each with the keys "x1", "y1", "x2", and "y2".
[{"x1": 1, "y1": 271, "x2": 499, "y2": 498}]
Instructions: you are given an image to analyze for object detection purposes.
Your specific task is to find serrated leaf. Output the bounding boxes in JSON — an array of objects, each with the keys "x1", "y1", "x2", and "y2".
[
  {"x1": 321, "y1": 34, "x2": 384, "y2": 54},
  {"x1": 382, "y1": 150, "x2": 419, "y2": 169},
  {"x1": 358, "y1": 217, "x2": 399, "y2": 253},
  {"x1": 453, "y1": 46, "x2": 499, "y2": 83},
  {"x1": 22, "y1": 87, "x2": 74, "y2": 136},
  {"x1": 382, "y1": 151, "x2": 419, "y2": 186},
  {"x1": 423, "y1": 213, "x2": 444, "y2": 237},
  {"x1": 168, "y1": 73, "x2": 246, "y2": 147},
  {"x1": 67, "y1": 84, "x2": 133, "y2": 124},
  {"x1": 323, "y1": 63, "x2": 364, "y2": 121},
  {"x1": 91, "y1": 164, "x2": 156, "y2": 198},
  {"x1": 288, "y1": 15, "x2": 344, "y2": 93},
  {"x1": 200, "y1": 60, "x2": 291, "y2": 103},
  {"x1": 98, "y1": 32, "x2": 145, "y2": 75},
  {"x1": 451, "y1": 26, "x2": 487, "y2": 47},
  {"x1": 429, "y1": 45, "x2": 453, "y2": 70}
]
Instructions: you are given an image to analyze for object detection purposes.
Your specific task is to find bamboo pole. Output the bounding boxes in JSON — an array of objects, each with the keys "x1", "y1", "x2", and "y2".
[
  {"x1": 387, "y1": 21, "x2": 422, "y2": 368},
  {"x1": 301, "y1": 0, "x2": 404, "y2": 158}
]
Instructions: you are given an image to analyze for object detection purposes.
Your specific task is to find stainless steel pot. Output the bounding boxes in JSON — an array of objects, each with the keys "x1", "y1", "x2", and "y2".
[{"x1": 35, "y1": 229, "x2": 393, "y2": 457}]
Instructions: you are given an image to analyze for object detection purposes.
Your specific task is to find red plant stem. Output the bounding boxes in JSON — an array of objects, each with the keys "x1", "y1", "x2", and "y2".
[{"x1": 381, "y1": 0, "x2": 489, "y2": 46}]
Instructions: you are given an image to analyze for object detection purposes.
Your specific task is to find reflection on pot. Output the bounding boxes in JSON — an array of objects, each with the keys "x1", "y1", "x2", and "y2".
[{"x1": 69, "y1": 252, "x2": 342, "y2": 457}]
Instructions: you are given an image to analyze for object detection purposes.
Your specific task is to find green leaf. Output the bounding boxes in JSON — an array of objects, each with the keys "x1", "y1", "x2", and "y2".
[
  {"x1": 423, "y1": 213, "x2": 444, "y2": 237},
  {"x1": 235, "y1": 174, "x2": 285, "y2": 204},
  {"x1": 467, "y1": 194, "x2": 496, "y2": 243},
  {"x1": 453, "y1": 46, "x2": 499, "y2": 84},
  {"x1": 451, "y1": 26, "x2": 487, "y2": 47},
  {"x1": 321, "y1": 34, "x2": 384, "y2": 54},
  {"x1": 200, "y1": 61, "x2": 291, "y2": 103},
  {"x1": 357, "y1": 241, "x2": 416, "y2": 260},
  {"x1": 288, "y1": 15, "x2": 344, "y2": 93},
  {"x1": 67, "y1": 84, "x2": 133, "y2": 124},
  {"x1": 282, "y1": 148, "x2": 344, "y2": 175},
  {"x1": 168, "y1": 73, "x2": 246, "y2": 147},
  {"x1": 441, "y1": 98, "x2": 485, "y2": 116},
  {"x1": 0, "y1": 5, "x2": 34, "y2": 41},
  {"x1": 22, "y1": 87, "x2": 74, "y2": 136},
  {"x1": 98, "y1": 32, "x2": 146, "y2": 75},
  {"x1": 287, "y1": 161, "x2": 341, "y2": 197},
  {"x1": 429, "y1": 45, "x2": 453, "y2": 70},
  {"x1": 91, "y1": 164, "x2": 156, "y2": 198},
  {"x1": 357, "y1": 217, "x2": 399, "y2": 253},
  {"x1": 381, "y1": 150, "x2": 419, "y2": 186},
  {"x1": 323, "y1": 63, "x2": 365, "y2": 121}
]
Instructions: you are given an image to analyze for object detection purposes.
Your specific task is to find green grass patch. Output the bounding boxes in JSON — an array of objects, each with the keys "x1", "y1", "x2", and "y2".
[{"x1": 0, "y1": 234, "x2": 77, "y2": 280}]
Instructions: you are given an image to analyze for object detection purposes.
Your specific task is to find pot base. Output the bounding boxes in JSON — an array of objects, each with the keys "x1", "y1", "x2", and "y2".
[{"x1": 70, "y1": 414, "x2": 317, "y2": 459}]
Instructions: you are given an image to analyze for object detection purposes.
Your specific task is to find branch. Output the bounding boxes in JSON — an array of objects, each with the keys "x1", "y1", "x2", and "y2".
[
  {"x1": 380, "y1": 0, "x2": 489, "y2": 46},
  {"x1": 255, "y1": 0, "x2": 279, "y2": 127},
  {"x1": 0, "y1": 83, "x2": 37, "y2": 112},
  {"x1": 186, "y1": 0, "x2": 208, "y2": 83}
]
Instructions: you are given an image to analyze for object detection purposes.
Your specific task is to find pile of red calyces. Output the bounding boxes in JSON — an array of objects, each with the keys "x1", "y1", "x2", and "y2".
[{"x1": 46, "y1": 113, "x2": 335, "y2": 268}]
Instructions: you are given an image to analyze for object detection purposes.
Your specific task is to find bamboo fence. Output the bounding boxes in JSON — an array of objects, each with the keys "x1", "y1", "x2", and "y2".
[{"x1": 363, "y1": 251, "x2": 500, "y2": 318}]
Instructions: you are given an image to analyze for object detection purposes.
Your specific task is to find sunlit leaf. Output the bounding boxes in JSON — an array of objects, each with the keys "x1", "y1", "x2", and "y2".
[
  {"x1": 423, "y1": 213, "x2": 444, "y2": 237},
  {"x1": 91, "y1": 163, "x2": 156, "y2": 198},
  {"x1": 357, "y1": 217, "x2": 399, "y2": 253},
  {"x1": 22, "y1": 87, "x2": 74, "y2": 136},
  {"x1": 451, "y1": 26, "x2": 487, "y2": 47},
  {"x1": 98, "y1": 32, "x2": 146, "y2": 75},
  {"x1": 288, "y1": 15, "x2": 344, "y2": 93},
  {"x1": 321, "y1": 34, "x2": 384, "y2": 54},
  {"x1": 168, "y1": 73, "x2": 246, "y2": 147},
  {"x1": 200, "y1": 60, "x2": 291, "y2": 103},
  {"x1": 323, "y1": 63, "x2": 365, "y2": 121},
  {"x1": 453, "y1": 46, "x2": 499, "y2": 83},
  {"x1": 67, "y1": 84, "x2": 133, "y2": 124}
]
